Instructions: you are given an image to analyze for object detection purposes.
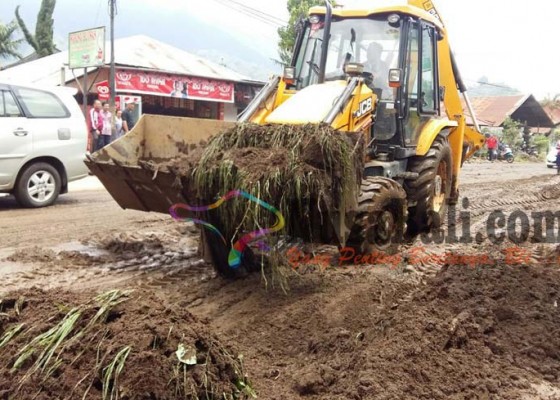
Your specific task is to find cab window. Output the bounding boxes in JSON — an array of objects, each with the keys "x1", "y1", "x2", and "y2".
[{"x1": 420, "y1": 24, "x2": 437, "y2": 113}]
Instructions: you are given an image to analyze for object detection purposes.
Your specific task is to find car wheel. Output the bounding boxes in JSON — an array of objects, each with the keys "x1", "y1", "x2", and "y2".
[{"x1": 14, "y1": 162, "x2": 61, "y2": 208}]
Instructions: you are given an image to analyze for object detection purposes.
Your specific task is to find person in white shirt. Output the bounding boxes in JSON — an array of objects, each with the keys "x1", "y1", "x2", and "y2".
[
  {"x1": 99, "y1": 102, "x2": 113, "y2": 149},
  {"x1": 113, "y1": 109, "x2": 124, "y2": 141},
  {"x1": 89, "y1": 100, "x2": 103, "y2": 152}
]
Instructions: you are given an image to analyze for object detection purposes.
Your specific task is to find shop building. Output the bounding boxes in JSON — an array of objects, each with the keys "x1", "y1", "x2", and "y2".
[{"x1": 0, "y1": 35, "x2": 265, "y2": 122}]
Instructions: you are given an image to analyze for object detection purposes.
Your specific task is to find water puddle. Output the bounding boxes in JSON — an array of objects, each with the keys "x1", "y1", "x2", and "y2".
[{"x1": 49, "y1": 241, "x2": 111, "y2": 257}]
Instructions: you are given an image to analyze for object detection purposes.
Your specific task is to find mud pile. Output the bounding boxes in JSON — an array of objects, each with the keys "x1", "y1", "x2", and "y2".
[
  {"x1": 0, "y1": 289, "x2": 254, "y2": 400},
  {"x1": 213, "y1": 261, "x2": 560, "y2": 399},
  {"x1": 158, "y1": 123, "x2": 365, "y2": 241}
]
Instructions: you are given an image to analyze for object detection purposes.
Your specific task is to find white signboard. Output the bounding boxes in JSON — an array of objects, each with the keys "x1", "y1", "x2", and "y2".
[{"x1": 68, "y1": 27, "x2": 105, "y2": 69}]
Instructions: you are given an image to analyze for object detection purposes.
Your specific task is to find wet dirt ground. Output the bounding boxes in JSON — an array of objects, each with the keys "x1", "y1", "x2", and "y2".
[{"x1": 1, "y1": 161, "x2": 560, "y2": 399}]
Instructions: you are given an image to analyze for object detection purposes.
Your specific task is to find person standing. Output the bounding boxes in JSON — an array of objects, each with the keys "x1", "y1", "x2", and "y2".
[
  {"x1": 89, "y1": 100, "x2": 104, "y2": 152},
  {"x1": 122, "y1": 102, "x2": 138, "y2": 133},
  {"x1": 486, "y1": 134, "x2": 498, "y2": 162},
  {"x1": 113, "y1": 109, "x2": 124, "y2": 141},
  {"x1": 556, "y1": 141, "x2": 560, "y2": 175},
  {"x1": 97, "y1": 102, "x2": 113, "y2": 149}
]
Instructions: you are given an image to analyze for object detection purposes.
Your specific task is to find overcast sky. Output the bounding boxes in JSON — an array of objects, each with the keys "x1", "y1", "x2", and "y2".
[
  {"x1": 2, "y1": 0, "x2": 558, "y2": 99},
  {"x1": 169, "y1": 0, "x2": 559, "y2": 100}
]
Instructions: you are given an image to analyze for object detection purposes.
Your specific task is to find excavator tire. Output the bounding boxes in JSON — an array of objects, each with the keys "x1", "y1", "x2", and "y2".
[
  {"x1": 345, "y1": 177, "x2": 408, "y2": 257},
  {"x1": 200, "y1": 218, "x2": 258, "y2": 280},
  {"x1": 404, "y1": 134, "x2": 453, "y2": 239}
]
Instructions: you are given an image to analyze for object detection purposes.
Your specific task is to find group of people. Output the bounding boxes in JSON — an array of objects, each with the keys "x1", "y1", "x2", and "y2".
[{"x1": 89, "y1": 100, "x2": 137, "y2": 152}]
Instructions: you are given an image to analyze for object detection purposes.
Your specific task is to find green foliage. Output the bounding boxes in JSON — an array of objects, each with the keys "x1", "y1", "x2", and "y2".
[
  {"x1": 540, "y1": 94, "x2": 560, "y2": 110},
  {"x1": 533, "y1": 134, "x2": 550, "y2": 155},
  {"x1": 552, "y1": 128, "x2": 560, "y2": 142},
  {"x1": 0, "y1": 19, "x2": 23, "y2": 63},
  {"x1": 277, "y1": 0, "x2": 327, "y2": 64},
  {"x1": 15, "y1": 0, "x2": 56, "y2": 58},
  {"x1": 501, "y1": 117, "x2": 522, "y2": 147}
]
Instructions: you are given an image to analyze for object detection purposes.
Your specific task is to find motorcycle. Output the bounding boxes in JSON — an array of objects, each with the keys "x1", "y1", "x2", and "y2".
[
  {"x1": 522, "y1": 144, "x2": 539, "y2": 157},
  {"x1": 497, "y1": 145, "x2": 514, "y2": 163},
  {"x1": 488, "y1": 146, "x2": 514, "y2": 163}
]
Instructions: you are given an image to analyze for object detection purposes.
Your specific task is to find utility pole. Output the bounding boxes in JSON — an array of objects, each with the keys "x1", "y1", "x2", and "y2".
[{"x1": 109, "y1": 0, "x2": 116, "y2": 116}]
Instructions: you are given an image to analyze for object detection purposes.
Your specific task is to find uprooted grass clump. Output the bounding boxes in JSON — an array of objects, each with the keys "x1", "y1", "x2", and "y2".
[
  {"x1": 0, "y1": 289, "x2": 255, "y2": 400},
  {"x1": 167, "y1": 123, "x2": 365, "y2": 245}
]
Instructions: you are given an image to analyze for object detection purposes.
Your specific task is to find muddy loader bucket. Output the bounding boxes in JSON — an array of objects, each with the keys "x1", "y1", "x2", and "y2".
[{"x1": 85, "y1": 114, "x2": 234, "y2": 214}]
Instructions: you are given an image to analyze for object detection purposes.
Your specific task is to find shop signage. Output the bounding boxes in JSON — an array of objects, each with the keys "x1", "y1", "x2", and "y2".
[
  {"x1": 68, "y1": 27, "x2": 105, "y2": 69},
  {"x1": 114, "y1": 70, "x2": 234, "y2": 103},
  {"x1": 96, "y1": 80, "x2": 110, "y2": 101}
]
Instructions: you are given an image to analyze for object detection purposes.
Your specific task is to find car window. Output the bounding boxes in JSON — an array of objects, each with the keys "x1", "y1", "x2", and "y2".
[
  {"x1": 14, "y1": 87, "x2": 69, "y2": 118},
  {"x1": 1, "y1": 91, "x2": 22, "y2": 117}
]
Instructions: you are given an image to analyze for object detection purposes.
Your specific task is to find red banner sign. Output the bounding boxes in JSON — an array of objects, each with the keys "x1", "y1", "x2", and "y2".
[
  {"x1": 114, "y1": 70, "x2": 234, "y2": 103},
  {"x1": 96, "y1": 80, "x2": 110, "y2": 101}
]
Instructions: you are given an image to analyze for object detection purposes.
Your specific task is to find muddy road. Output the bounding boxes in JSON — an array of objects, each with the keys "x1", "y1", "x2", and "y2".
[
  {"x1": 1, "y1": 161, "x2": 560, "y2": 399},
  {"x1": 0, "y1": 161, "x2": 548, "y2": 250}
]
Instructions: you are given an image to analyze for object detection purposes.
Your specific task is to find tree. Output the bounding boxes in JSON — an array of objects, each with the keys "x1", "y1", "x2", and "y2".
[
  {"x1": 501, "y1": 117, "x2": 522, "y2": 148},
  {"x1": 15, "y1": 0, "x2": 56, "y2": 58},
  {"x1": 533, "y1": 134, "x2": 550, "y2": 155},
  {"x1": 277, "y1": 0, "x2": 326, "y2": 64},
  {"x1": 0, "y1": 20, "x2": 23, "y2": 64},
  {"x1": 541, "y1": 94, "x2": 560, "y2": 110}
]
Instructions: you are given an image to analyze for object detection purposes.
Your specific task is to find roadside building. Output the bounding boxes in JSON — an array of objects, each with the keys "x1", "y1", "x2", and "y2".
[
  {"x1": 0, "y1": 35, "x2": 264, "y2": 122},
  {"x1": 543, "y1": 105, "x2": 560, "y2": 133},
  {"x1": 463, "y1": 95, "x2": 554, "y2": 134}
]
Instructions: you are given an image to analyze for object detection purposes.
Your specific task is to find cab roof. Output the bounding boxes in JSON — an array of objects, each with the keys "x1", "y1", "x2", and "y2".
[{"x1": 309, "y1": 0, "x2": 444, "y2": 30}]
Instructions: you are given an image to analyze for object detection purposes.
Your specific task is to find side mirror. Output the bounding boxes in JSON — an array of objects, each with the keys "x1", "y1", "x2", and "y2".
[
  {"x1": 283, "y1": 66, "x2": 296, "y2": 84},
  {"x1": 388, "y1": 68, "x2": 403, "y2": 88}
]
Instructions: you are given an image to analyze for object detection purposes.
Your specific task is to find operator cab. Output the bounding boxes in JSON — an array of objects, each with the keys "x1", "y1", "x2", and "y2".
[{"x1": 288, "y1": 8, "x2": 443, "y2": 158}]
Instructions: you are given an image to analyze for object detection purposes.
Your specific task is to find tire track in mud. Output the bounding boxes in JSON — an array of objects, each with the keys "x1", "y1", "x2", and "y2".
[
  {"x1": 460, "y1": 177, "x2": 560, "y2": 212},
  {"x1": 401, "y1": 175, "x2": 560, "y2": 277}
]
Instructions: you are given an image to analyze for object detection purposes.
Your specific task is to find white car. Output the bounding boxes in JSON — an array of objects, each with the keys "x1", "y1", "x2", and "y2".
[
  {"x1": 0, "y1": 82, "x2": 88, "y2": 207},
  {"x1": 547, "y1": 147, "x2": 558, "y2": 169}
]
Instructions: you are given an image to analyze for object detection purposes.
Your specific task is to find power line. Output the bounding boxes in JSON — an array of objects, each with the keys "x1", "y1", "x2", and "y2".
[
  {"x1": 210, "y1": 0, "x2": 286, "y2": 27},
  {"x1": 212, "y1": 0, "x2": 283, "y2": 26},
  {"x1": 465, "y1": 78, "x2": 517, "y2": 90},
  {"x1": 94, "y1": 0, "x2": 103, "y2": 26},
  {"x1": 226, "y1": 0, "x2": 287, "y2": 25}
]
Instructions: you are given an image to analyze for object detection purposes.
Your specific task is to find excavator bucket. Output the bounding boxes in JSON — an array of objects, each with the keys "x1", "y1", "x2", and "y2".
[{"x1": 85, "y1": 114, "x2": 235, "y2": 214}]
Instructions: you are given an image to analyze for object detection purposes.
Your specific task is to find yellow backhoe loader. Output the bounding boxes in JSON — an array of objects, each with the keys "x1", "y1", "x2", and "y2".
[{"x1": 86, "y1": 0, "x2": 485, "y2": 277}]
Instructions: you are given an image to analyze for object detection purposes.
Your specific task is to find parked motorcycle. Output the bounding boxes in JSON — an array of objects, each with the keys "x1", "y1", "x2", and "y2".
[
  {"x1": 521, "y1": 144, "x2": 539, "y2": 157},
  {"x1": 488, "y1": 146, "x2": 514, "y2": 163},
  {"x1": 497, "y1": 145, "x2": 514, "y2": 163}
]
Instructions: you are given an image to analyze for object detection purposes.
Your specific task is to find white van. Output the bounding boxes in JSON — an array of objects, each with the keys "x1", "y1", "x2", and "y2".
[{"x1": 0, "y1": 82, "x2": 88, "y2": 207}]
